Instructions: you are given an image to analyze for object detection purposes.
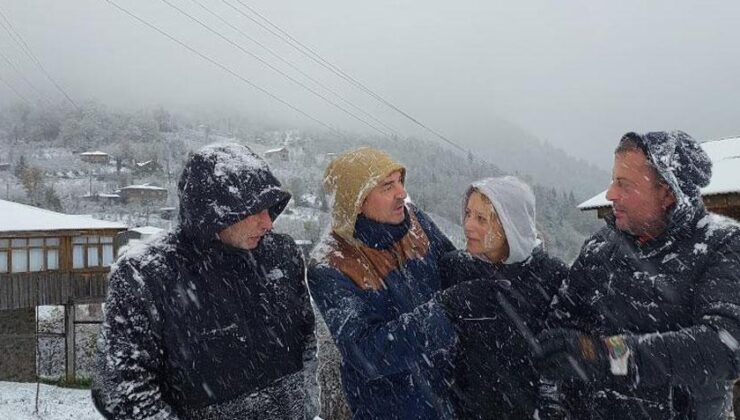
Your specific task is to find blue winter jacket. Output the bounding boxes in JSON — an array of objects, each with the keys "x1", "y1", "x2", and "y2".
[{"x1": 308, "y1": 206, "x2": 458, "y2": 420}]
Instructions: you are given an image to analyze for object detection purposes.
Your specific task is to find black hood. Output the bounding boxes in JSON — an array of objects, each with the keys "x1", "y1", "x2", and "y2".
[
  {"x1": 177, "y1": 143, "x2": 291, "y2": 241},
  {"x1": 620, "y1": 130, "x2": 712, "y2": 204},
  {"x1": 609, "y1": 131, "x2": 712, "y2": 256}
]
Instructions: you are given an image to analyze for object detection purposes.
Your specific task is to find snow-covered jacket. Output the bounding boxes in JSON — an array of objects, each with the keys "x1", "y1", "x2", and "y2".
[
  {"x1": 440, "y1": 176, "x2": 566, "y2": 419},
  {"x1": 440, "y1": 248, "x2": 566, "y2": 419},
  {"x1": 308, "y1": 205, "x2": 457, "y2": 420},
  {"x1": 91, "y1": 143, "x2": 318, "y2": 420},
  {"x1": 550, "y1": 131, "x2": 740, "y2": 419}
]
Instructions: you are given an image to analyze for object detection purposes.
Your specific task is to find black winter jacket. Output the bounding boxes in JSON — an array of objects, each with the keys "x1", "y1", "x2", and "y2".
[
  {"x1": 550, "y1": 209, "x2": 740, "y2": 419},
  {"x1": 440, "y1": 247, "x2": 567, "y2": 419},
  {"x1": 92, "y1": 144, "x2": 317, "y2": 419}
]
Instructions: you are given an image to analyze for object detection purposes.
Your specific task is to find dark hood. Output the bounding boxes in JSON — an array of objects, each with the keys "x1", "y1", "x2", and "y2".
[
  {"x1": 608, "y1": 131, "x2": 712, "y2": 256},
  {"x1": 177, "y1": 143, "x2": 291, "y2": 241},
  {"x1": 620, "y1": 130, "x2": 712, "y2": 225}
]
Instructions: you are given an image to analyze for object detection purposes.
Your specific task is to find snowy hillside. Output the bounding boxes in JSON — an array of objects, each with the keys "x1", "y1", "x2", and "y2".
[{"x1": 0, "y1": 103, "x2": 600, "y2": 261}]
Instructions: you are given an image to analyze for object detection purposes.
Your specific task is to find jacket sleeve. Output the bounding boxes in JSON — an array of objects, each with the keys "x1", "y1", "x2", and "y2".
[
  {"x1": 308, "y1": 265, "x2": 457, "y2": 381},
  {"x1": 627, "y1": 232, "x2": 740, "y2": 388},
  {"x1": 545, "y1": 250, "x2": 599, "y2": 332},
  {"x1": 91, "y1": 261, "x2": 178, "y2": 420}
]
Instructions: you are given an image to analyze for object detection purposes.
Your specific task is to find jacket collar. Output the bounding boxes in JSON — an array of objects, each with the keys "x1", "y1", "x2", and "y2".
[
  {"x1": 606, "y1": 204, "x2": 706, "y2": 258},
  {"x1": 353, "y1": 207, "x2": 411, "y2": 250}
]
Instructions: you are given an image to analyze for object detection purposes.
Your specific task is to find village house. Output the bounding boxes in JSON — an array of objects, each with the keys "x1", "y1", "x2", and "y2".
[
  {"x1": 578, "y1": 136, "x2": 740, "y2": 221},
  {"x1": 115, "y1": 225, "x2": 164, "y2": 250},
  {"x1": 0, "y1": 199, "x2": 127, "y2": 309},
  {"x1": 79, "y1": 151, "x2": 110, "y2": 164},
  {"x1": 133, "y1": 159, "x2": 164, "y2": 176},
  {"x1": 117, "y1": 184, "x2": 168, "y2": 204},
  {"x1": 264, "y1": 146, "x2": 290, "y2": 162},
  {"x1": 0, "y1": 199, "x2": 127, "y2": 381}
]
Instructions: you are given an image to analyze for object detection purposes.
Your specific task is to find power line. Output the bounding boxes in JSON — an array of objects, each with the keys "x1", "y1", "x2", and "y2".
[
  {"x1": 0, "y1": 71, "x2": 31, "y2": 105},
  {"x1": 157, "y1": 0, "x2": 391, "y2": 138},
  {"x1": 225, "y1": 0, "x2": 466, "y2": 152},
  {"x1": 187, "y1": 0, "x2": 400, "y2": 137},
  {"x1": 0, "y1": 49, "x2": 53, "y2": 105},
  {"x1": 104, "y1": 0, "x2": 344, "y2": 137},
  {"x1": 0, "y1": 6, "x2": 78, "y2": 109}
]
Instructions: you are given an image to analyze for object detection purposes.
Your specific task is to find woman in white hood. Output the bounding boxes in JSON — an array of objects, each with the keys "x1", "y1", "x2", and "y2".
[{"x1": 440, "y1": 176, "x2": 567, "y2": 419}]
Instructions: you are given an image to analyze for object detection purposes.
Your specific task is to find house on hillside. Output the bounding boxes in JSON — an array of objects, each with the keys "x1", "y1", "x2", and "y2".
[
  {"x1": 115, "y1": 226, "x2": 164, "y2": 250},
  {"x1": 264, "y1": 147, "x2": 289, "y2": 162},
  {"x1": 0, "y1": 199, "x2": 127, "y2": 310},
  {"x1": 133, "y1": 159, "x2": 163, "y2": 176},
  {"x1": 578, "y1": 136, "x2": 740, "y2": 220},
  {"x1": 117, "y1": 184, "x2": 168, "y2": 204},
  {"x1": 0, "y1": 199, "x2": 127, "y2": 381},
  {"x1": 79, "y1": 151, "x2": 110, "y2": 164},
  {"x1": 0, "y1": 163, "x2": 10, "y2": 171}
]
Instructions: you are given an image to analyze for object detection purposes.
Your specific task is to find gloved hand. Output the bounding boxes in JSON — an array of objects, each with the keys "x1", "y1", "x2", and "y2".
[
  {"x1": 437, "y1": 278, "x2": 510, "y2": 321},
  {"x1": 535, "y1": 328, "x2": 630, "y2": 383}
]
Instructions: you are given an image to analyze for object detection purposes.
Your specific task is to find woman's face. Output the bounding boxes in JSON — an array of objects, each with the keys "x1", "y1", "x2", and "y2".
[{"x1": 464, "y1": 191, "x2": 509, "y2": 262}]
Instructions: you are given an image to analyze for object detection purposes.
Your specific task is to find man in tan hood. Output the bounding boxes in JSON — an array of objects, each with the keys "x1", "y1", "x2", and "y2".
[{"x1": 308, "y1": 147, "x2": 458, "y2": 419}]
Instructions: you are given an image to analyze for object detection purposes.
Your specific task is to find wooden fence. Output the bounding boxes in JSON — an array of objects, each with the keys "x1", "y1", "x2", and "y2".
[{"x1": 0, "y1": 271, "x2": 109, "y2": 310}]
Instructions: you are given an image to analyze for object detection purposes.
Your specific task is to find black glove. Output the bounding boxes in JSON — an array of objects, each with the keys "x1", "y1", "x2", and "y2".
[
  {"x1": 536, "y1": 328, "x2": 626, "y2": 383},
  {"x1": 437, "y1": 278, "x2": 511, "y2": 321}
]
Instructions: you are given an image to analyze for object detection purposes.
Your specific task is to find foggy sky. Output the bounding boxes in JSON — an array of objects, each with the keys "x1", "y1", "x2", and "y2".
[{"x1": 1, "y1": 0, "x2": 738, "y2": 169}]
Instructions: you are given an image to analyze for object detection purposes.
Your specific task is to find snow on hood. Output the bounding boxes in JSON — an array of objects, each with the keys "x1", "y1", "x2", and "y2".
[
  {"x1": 464, "y1": 176, "x2": 540, "y2": 264},
  {"x1": 177, "y1": 143, "x2": 291, "y2": 241}
]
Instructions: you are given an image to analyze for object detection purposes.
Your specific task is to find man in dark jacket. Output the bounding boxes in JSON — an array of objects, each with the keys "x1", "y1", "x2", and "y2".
[
  {"x1": 308, "y1": 147, "x2": 458, "y2": 419},
  {"x1": 538, "y1": 131, "x2": 740, "y2": 419},
  {"x1": 91, "y1": 143, "x2": 318, "y2": 419}
]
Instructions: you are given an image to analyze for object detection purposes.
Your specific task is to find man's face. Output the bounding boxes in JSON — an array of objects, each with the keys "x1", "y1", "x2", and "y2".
[
  {"x1": 217, "y1": 209, "x2": 273, "y2": 250},
  {"x1": 606, "y1": 150, "x2": 675, "y2": 238},
  {"x1": 360, "y1": 170, "x2": 407, "y2": 225}
]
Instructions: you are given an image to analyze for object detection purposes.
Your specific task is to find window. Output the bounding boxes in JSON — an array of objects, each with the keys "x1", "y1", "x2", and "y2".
[
  {"x1": 0, "y1": 237, "x2": 61, "y2": 273},
  {"x1": 72, "y1": 235, "x2": 115, "y2": 269},
  {"x1": 0, "y1": 239, "x2": 8, "y2": 273}
]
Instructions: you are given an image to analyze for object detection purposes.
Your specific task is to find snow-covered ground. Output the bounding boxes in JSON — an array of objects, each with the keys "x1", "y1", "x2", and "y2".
[{"x1": 0, "y1": 381, "x2": 102, "y2": 420}]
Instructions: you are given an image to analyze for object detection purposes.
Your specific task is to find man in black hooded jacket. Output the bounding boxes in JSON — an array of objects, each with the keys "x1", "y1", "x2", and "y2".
[
  {"x1": 91, "y1": 143, "x2": 318, "y2": 419},
  {"x1": 538, "y1": 131, "x2": 740, "y2": 419}
]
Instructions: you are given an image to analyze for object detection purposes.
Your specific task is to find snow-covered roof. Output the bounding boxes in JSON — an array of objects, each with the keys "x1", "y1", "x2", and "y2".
[
  {"x1": 0, "y1": 199, "x2": 127, "y2": 233},
  {"x1": 265, "y1": 147, "x2": 287, "y2": 154},
  {"x1": 579, "y1": 136, "x2": 740, "y2": 210},
  {"x1": 130, "y1": 226, "x2": 164, "y2": 236},
  {"x1": 135, "y1": 160, "x2": 153, "y2": 167},
  {"x1": 120, "y1": 184, "x2": 167, "y2": 191},
  {"x1": 79, "y1": 151, "x2": 109, "y2": 156}
]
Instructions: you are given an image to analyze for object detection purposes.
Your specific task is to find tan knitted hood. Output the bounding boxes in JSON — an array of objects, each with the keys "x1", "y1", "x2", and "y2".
[{"x1": 323, "y1": 147, "x2": 406, "y2": 242}]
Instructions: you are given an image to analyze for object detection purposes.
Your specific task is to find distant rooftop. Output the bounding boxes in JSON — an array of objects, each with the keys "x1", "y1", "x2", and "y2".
[
  {"x1": 0, "y1": 199, "x2": 127, "y2": 233},
  {"x1": 579, "y1": 136, "x2": 740, "y2": 210},
  {"x1": 80, "y1": 151, "x2": 109, "y2": 156},
  {"x1": 130, "y1": 226, "x2": 164, "y2": 236},
  {"x1": 120, "y1": 184, "x2": 167, "y2": 191}
]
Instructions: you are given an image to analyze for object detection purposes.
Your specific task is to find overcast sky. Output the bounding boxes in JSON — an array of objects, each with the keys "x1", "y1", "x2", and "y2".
[{"x1": 1, "y1": 0, "x2": 738, "y2": 168}]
